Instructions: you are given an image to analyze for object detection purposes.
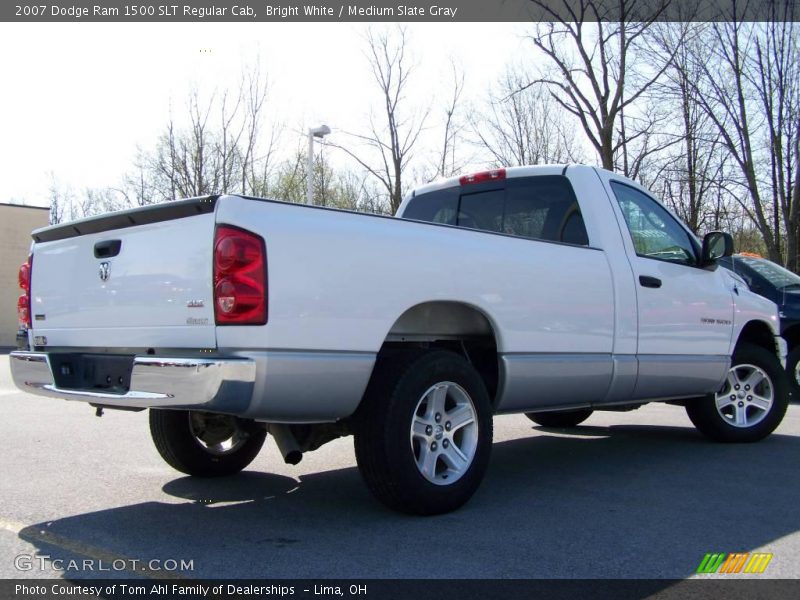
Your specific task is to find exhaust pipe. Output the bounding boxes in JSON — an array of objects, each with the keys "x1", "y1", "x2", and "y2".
[{"x1": 268, "y1": 424, "x2": 303, "y2": 465}]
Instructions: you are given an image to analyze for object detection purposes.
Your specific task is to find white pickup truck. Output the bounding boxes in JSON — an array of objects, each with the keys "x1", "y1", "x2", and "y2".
[{"x1": 10, "y1": 165, "x2": 789, "y2": 515}]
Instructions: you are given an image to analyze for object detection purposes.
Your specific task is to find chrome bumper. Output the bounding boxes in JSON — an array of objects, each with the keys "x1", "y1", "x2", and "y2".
[{"x1": 9, "y1": 351, "x2": 255, "y2": 411}]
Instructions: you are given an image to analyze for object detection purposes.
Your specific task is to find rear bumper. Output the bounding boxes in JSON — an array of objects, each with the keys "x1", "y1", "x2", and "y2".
[
  {"x1": 9, "y1": 352, "x2": 255, "y2": 411},
  {"x1": 9, "y1": 350, "x2": 376, "y2": 423}
]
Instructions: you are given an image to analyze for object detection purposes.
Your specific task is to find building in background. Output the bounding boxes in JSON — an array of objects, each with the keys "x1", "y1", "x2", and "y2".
[{"x1": 0, "y1": 203, "x2": 49, "y2": 348}]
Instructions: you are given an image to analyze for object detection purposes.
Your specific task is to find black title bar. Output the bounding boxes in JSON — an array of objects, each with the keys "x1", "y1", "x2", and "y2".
[
  {"x1": 5, "y1": 579, "x2": 800, "y2": 600},
  {"x1": 2, "y1": 0, "x2": 799, "y2": 22}
]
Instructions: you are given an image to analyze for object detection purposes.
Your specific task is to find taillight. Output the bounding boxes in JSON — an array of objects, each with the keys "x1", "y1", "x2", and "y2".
[
  {"x1": 459, "y1": 168, "x2": 506, "y2": 186},
  {"x1": 17, "y1": 254, "x2": 32, "y2": 329},
  {"x1": 213, "y1": 226, "x2": 267, "y2": 325}
]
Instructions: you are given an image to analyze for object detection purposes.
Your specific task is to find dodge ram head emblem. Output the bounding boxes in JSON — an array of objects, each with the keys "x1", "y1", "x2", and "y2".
[{"x1": 99, "y1": 262, "x2": 110, "y2": 282}]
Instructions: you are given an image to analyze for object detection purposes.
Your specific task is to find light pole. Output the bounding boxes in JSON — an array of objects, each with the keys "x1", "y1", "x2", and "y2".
[{"x1": 307, "y1": 125, "x2": 331, "y2": 205}]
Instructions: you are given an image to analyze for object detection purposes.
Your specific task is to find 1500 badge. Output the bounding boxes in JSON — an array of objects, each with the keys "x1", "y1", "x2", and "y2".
[{"x1": 701, "y1": 318, "x2": 732, "y2": 325}]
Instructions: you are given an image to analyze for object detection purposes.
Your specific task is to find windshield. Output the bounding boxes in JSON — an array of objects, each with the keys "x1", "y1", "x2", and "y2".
[{"x1": 734, "y1": 256, "x2": 800, "y2": 289}]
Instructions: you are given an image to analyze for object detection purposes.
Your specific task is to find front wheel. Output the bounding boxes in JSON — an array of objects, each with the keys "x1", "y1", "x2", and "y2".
[
  {"x1": 686, "y1": 343, "x2": 788, "y2": 443},
  {"x1": 353, "y1": 350, "x2": 493, "y2": 515},
  {"x1": 149, "y1": 410, "x2": 266, "y2": 477}
]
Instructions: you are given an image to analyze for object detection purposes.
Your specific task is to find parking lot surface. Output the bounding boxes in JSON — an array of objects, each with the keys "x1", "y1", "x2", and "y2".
[{"x1": 1, "y1": 355, "x2": 798, "y2": 580}]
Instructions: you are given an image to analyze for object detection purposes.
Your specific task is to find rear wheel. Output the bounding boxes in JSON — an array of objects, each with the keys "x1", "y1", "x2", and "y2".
[
  {"x1": 353, "y1": 350, "x2": 493, "y2": 515},
  {"x1": 149, "y1": 409, "x2": 266, "y2": 477},
  {"x1": 686, "y1": 343, "x2": 788, "y2": 443},
  {"x1": 525, "y1": 408, "x2": 593, "y2": 428}
]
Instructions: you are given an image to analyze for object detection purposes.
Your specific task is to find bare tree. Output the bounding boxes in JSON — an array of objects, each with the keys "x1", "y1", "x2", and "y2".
[
  {"x1": 130, "y1": 65, "x2": 274, "y2": 204},
  {"x1": 119, "y1": 160, "x2": 160, "y2": 207},
  {"x1": 238, "y1": 63, "x2": 281, "y2": 196},
  {"x1": 471, "y1": 66, "x2": 584, "y2": 167},
  {"x1": 330, "y1": 170, "x2": 388, "y2": 213},
  {"x1": 687, "y1": 3, "x2": 800, "y2": 267},
  {"x1": 527, "y1": 0, "x2": 677, "y2": 175},
  {"x1": 268, "y1": 146, "x2": 385, "y2": 213},
  {"x1": 431, "y1": 61, "x2": 467, "y2": 178},
  {"x1": 331, "y1": 27, "x2": 428, "y2": 214},
  {"x1": 46, "y1": 173, "x2": 127, "y2": 223},
  {"x1": 46, "y1": 173, "x2": 72, "y2": 225},
  {"x1": 642, "y1": 23, "x2": 733, "y2": 234}
]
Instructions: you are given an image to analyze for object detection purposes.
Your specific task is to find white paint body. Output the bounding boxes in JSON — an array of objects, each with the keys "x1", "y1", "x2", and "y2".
[{"x1": 21, "y1": 165, "x2": 782, "y2": 422}]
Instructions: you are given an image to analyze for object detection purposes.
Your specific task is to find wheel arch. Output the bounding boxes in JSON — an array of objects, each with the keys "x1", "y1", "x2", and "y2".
[
  {"x1": 735, "y1": 319, "x2": 781, "y2": 357},
  {"x1": 377, "y1": 301, "x2": 501, "y2": 404}
]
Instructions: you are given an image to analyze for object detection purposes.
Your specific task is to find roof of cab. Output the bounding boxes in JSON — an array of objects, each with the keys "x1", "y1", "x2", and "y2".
[{"x1": 409, "y1": 164, "x2": 589, "y2": 198}]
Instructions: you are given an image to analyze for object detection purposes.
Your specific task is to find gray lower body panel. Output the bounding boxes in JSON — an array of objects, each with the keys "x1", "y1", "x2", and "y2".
[
  {"x1": 632, "y1": 354, "x2": 729, "y2": 401},
  {"x1": 494, "y1": 352, "x2": 730, "y2": 413},
  {"x1": 495, "y1": 353, "x2": 613, "y2": 413},
  {"x1": 232, "y1": 350, "x2": 375, "y2": 423}
]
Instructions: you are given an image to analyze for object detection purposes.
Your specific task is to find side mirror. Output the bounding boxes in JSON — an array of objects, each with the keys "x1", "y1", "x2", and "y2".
[{"x1": 701, "y1": 231, "x2": 734, "y2": 266}]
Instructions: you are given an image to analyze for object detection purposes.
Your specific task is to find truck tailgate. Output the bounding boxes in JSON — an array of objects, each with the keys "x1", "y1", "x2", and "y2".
[{"x1": 29, "y1": 201, "x2": 217, "y2": 349}]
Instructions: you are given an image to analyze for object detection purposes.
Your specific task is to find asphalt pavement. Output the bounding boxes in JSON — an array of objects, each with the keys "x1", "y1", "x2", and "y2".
[{"x1": 1, "y1": 355, "x2": 798, "y2": 581}]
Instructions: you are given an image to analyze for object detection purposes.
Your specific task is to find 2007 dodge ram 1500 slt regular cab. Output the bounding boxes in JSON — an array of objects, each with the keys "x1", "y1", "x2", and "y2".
[{"x1": 10, "y1": 165, "x2": 789, "y2": 514}]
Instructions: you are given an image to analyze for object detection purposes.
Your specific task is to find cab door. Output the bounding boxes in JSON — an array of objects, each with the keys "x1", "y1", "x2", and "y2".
[{"x1": 604, "y1": 179, "x2": 733, "y2": 400}]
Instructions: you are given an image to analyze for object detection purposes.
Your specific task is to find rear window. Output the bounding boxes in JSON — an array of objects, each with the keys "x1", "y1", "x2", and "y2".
[
  {"x1": 403, "y1": 175, "x2": 588, "y2": 246},
  {"x1": 401, "y1": 187, "x2": 458, "y2": 225},
  {"x1": 458, "y1": 190, "x2": 504, "y2": 232}
]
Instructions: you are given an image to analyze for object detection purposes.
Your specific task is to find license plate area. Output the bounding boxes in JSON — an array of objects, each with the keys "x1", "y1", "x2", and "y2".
[{"x1": 50, "y1": 354, "x2": 134, "y2": 394}]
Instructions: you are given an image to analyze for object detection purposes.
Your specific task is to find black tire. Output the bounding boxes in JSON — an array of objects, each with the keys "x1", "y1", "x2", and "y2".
[
  {"x1": 353, "y1": 350, "x2": 493, "y2": 515},
  {"x1": 785, "y1": 346, "x2": 800, "y2": 400},
  {"x1": 525, "y1": 408, "x2": 593, "y2": 428},
  {"x1": 149, "y1": 409, "x2": 266, "y2": 477},
  {"x1": 686, "y1": 343, "x2": 789, "y2": 443}
]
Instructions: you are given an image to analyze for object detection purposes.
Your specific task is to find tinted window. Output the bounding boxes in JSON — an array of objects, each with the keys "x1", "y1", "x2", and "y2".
[
  {"x1": 611, "y1": 182, "x2": 697, "y2": 266},
  {"x1": 402, "y1": 188, "x2": 457, "y2": 225},
  {"x1": 503, "y1": 176, "x2": 585, "y2": 243},
  {"x1": 458, "y1": 190, "x2": 504, "y2": 233},
  {"x1": 560, "y1": 211, "x2": 590, "y2": 246},
  {"x1": 403, "y1": 175, "x2": 588, "y2": 246}
]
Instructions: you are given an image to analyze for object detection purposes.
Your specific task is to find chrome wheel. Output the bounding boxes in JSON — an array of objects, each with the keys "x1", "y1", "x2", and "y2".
[
  {"x1": 715, "y1": 363, "x2": 774, "y2": 428},
  {"x1": 188, "y1": 412, "x2": 249, "y2": 456},
  {"x1": 409, "y1": 381, "x2": 478, "y2": 485}
]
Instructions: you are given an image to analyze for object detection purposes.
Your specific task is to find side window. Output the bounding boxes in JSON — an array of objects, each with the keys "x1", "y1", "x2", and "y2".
[
  {"x1": 403, "y1": 175, "x2": 589, "y2": 247},
  {"x1": 402, "y1": 189, "x2": 458, "y2": 225},
  {"x1": 610, "y1": 182, "x2": 697, "y2": 266},
  {"x1": 502, "y1": 176, "x2": 588, "y2": 245}
]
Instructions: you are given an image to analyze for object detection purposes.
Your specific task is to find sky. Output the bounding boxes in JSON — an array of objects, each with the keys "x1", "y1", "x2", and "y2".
[{"x1": 0, "y1": 22, "x2": 532, "y2": 207}]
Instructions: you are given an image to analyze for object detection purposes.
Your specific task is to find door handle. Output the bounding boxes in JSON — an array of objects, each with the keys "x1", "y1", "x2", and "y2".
[
  {"x1": 94, "y1": 240, "x2": 122, "y2": 259},
  {"x1": 639, "y1": 275, "x2": 662, "y2": 288}
]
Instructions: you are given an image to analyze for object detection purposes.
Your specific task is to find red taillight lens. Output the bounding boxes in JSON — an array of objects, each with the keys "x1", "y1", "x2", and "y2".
[
  {"x1": 17, "y1": 294, "x2": 29, "y2": 328},
  {"x1": 18, "y1": 262, "x2": 30, "y2": 291},
  {"x1": 18, "y1": 255, "x2": 32, "y2": 329},
  {"x1": 459, "y1": 168, "x2": 506, "y2": 186},
  {"x1": 213, "y1": 226, "x2": 267, "y2": 325}
]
